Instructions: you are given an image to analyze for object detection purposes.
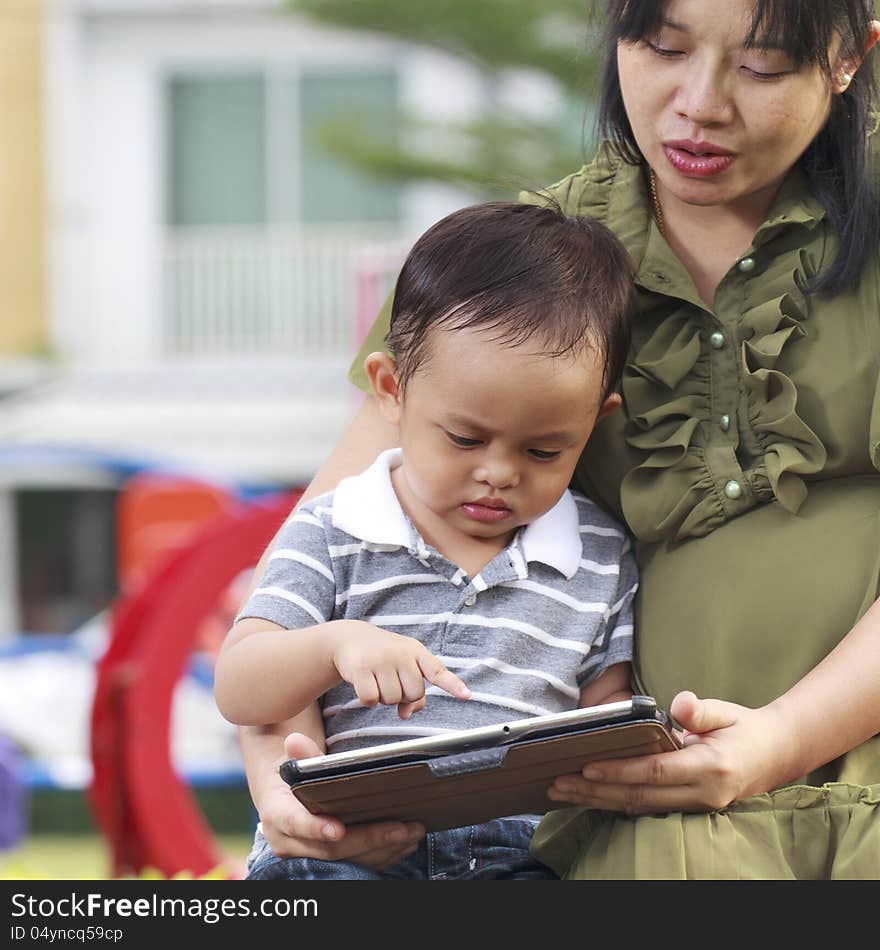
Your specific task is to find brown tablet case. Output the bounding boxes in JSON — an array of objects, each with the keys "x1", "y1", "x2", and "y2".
[{"x1": 289, "y1": 719, "x2": 679, "y2": 831}]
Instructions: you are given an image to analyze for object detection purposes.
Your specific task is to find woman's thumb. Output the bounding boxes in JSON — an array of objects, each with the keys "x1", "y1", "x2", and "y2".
[{"x1": 670, "y1": 690, "x2": 738, "y2": 738}]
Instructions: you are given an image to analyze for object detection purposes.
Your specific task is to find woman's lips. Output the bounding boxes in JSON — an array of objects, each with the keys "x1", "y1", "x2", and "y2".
[
  {"x1": 461, "y1": 501, "x2": 512, "y2": 523},
  {"x1": 664, "y1": 143, "x2": 734, "y2": 178}
]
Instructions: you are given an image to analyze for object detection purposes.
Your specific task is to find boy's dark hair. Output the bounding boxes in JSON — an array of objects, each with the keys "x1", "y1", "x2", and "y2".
[
  {"x1": 593, "y1": 0, "x2": 879, "y2": 296},
  {"x1": 387, "y1": 201, "x2": 635, "y2": 402}
]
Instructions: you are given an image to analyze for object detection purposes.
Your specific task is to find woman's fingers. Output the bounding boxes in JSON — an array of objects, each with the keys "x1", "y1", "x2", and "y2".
[
  {"x1": 547, "y1": 775, "x2": 713, "y2": 815},
  {"x1": 546, "y1": 752, "x2": 699, "y2": 814},
  {"x1": 575, "y1": 747, "x2": 698, "y2": 787},
  {"x1": 546, "y1": 732, "x2": 740, "y2": 814}
]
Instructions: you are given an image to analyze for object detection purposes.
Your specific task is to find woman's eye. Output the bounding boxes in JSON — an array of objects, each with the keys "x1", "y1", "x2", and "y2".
[
  {"x1": 742, "y1": 66, "x2": 789, "y2": 80},
  {"x1": 741, "y1": 52, "x2": 794, "y2": 80},
  {"x1": 645, "y1": 40, "x2": 683, "y2": 58},
  {"x1": 447, "y1": 432, "x2": 481, "y2": 448},
  {"x1": 529, "y1": 449, "x2": 561, "y2": 461}
]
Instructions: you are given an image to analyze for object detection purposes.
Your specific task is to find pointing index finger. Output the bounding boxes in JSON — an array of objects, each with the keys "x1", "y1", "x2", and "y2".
[{"x1": 418, "y1": 658, "x2": 471, "y2": 700}]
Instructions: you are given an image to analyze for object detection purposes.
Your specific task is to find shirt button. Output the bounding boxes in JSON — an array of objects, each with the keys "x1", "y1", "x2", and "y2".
[
  {"x1": 724, "y1": 479, "x2": 743, "y2": 500},
  {"x1": 709, "y1": 331, "x2": 726, "y2": 349},
  {"x1": 737, "y1": 257, "x2": 756, "y2": 273},
  {"x1": 719, "y1": 414, "x2": 731, "y2": 432},
  {"x1": 464, "y1": 594, "x2": 476, "y2": 606}
]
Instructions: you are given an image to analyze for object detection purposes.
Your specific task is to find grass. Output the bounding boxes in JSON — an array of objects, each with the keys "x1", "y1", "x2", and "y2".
[
  {"x1": 0, "y1": 785, "x2": 258, "y2": 879},
  {"x1": 0, "y1": 833, "x2": 256, "y2": 880}
]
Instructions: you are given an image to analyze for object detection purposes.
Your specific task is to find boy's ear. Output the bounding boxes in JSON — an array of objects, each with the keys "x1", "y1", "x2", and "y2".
[
  {"x1": 364, "y1": 351, "x2": 403, "y2": 425},
  {"x1": 596, "y1": 392, "x2": 622, "y2": 422}
]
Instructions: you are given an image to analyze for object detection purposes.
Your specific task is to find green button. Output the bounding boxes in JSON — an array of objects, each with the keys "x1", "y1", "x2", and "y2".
[
  {"x1": 719, "y1": 414, "x2": 730, "y2": 431},
  {"x1": 737, "y1": 257, "x2": 756, "y2": 273},
  {"x1": 724, "y1": 479, "x2": 743, "y2": 499},
  {"x1": 710, "y1": 331, "x2": 725, "y2": 349}
]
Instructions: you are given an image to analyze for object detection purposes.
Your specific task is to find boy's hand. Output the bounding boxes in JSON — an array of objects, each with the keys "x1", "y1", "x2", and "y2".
[
  {"x1": 331, "y1": 622, "x2": 470, "y2": 718},
  {"x1": 258, "y1": 733, "x2": 425, "y2": 869}
]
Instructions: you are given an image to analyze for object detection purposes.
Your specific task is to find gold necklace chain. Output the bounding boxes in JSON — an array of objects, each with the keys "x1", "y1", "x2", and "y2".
[{"x1": 649, "y1": 168, "x2": 666, "y2": 238}]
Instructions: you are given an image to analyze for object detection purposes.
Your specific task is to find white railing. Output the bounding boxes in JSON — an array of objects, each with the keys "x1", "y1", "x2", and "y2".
[{"x1": 162, "y1": 225, "x2": 408, "y2": 358}]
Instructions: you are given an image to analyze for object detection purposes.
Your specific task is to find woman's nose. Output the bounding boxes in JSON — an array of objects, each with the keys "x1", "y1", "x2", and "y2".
[{"x1": 673, "y1": 61, "x2": 735, "y2": 126}]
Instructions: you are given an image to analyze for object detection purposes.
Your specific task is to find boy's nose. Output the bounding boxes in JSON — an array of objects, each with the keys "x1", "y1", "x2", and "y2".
[{"x1": 473, "y1": 460, "x2": 520, "y2": 489}]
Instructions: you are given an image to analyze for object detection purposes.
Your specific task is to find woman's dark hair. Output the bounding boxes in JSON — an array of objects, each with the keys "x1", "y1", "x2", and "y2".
[
  {"x1": 594, "y1": 0, "x2": 879, "y2": 294},
  {"x1": 387, "y1": 201, "x2": 635, "y2": 401}
]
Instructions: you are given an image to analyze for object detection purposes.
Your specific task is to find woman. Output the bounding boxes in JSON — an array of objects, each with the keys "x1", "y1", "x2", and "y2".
[{"x1": 238, "y1": 0, "x2": 880, "y2": 878}]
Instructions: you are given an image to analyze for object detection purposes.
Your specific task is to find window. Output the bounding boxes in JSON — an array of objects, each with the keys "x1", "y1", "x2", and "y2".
[
  {"x1": 16, "y1": 489, "x2": 118, "y2": 633},
  {"x1": 166, "y1": 69, "x2": 401, "y2": 227},
  {"x1": 299, "y1": 71, "x2": 401, "y2": 224},
  {"x1": 168, "y1": 76, "x2": 266, "y2": 227}
]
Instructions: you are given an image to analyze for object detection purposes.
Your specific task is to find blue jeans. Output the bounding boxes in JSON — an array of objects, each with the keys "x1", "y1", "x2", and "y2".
[{"x1": 245, "y1": 816, "x2": 557, "y2": 880}]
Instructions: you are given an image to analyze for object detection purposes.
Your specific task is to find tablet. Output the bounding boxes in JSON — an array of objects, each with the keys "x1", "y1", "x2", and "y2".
[{"x1": 280, "y1": 695, "x2": 681, "y2": 831}]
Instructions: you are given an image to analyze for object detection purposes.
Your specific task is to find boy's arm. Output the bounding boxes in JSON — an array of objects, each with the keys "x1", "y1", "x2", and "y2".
[
  {"x1": 230, "y1": 394, "x2": 435, "y2": 865},
  {"x1": 214, "y1": 615, "x2": 469, "y2": 725},
  {"x1": 577, "y1": 661, "x2": 633, "y2": 708},
  {"x1": 215, "y1": 617, "x2": 344, "y2": 725},
  {"x1": 574, "y1": 527, "x2": 638, "y2": 710}
]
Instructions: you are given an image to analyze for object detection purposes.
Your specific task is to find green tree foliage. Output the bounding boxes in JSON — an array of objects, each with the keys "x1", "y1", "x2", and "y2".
[{"x1": 287, "y1": 0, "x2": 603, "y2": 197}]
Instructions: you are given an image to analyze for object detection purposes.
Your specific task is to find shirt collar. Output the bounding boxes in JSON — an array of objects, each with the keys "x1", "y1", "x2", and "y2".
[
  {"x1": 332, "y1": 448, "x2": 412, "y2": 547},
  {"x1": 332, "y1": 447, "x2": 582, "y2": 578},
  {"x1": 600, "y1": 149, "x2": 827, "y2": 302},
  {"x1": 519, "y1": 489, "x2": 582, "y2": 579}
]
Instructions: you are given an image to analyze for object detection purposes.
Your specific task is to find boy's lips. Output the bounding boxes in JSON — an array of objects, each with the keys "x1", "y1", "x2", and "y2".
[{"x1": 461, "y1": 497, "x2": 512, "y2": 523}]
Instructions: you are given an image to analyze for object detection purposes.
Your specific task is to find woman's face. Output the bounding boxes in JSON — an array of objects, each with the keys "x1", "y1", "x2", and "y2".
[{"x1": 617, "y1": 0, "x2": 846, "y2": 215}]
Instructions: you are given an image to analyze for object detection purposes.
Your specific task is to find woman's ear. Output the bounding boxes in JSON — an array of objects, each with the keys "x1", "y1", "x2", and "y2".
[
  {"x1": 364, "y1": 351, "x2": 403, "y2": 425},
  {"x1": 867, "y1": 20, "x2": 880, "y2": 56},
  {"x1": 832, "y1": 20, "x2": 880, "y2": 94}
]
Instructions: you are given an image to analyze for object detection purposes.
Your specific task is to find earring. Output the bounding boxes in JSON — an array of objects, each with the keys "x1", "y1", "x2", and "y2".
[{"x1": 841, "y1": 71, "x2": 852, "y2": 87}]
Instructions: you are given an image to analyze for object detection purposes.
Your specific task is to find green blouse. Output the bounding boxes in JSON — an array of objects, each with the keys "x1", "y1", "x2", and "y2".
[{"x1": 348, "y1": 144, "x2": 880, "y2": 878}]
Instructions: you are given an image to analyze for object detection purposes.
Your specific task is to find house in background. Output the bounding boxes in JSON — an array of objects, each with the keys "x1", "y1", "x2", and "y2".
[
  {"x1": 0, "y1": 0, "x2": 573, "y2": 635},
  {"x1": 0, "y1": 0, "x2": 46, "y2": 359}
]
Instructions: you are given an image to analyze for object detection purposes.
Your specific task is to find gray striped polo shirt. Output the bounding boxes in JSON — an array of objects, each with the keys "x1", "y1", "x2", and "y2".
[{"x1": 237, "y1": 448, "x2": 637, "y2": 753}]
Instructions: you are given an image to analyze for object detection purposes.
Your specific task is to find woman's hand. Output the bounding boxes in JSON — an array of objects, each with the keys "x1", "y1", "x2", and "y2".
[
  {"x1": 546, "y1": 691, "x2": 798, "y2": 815},
  {"x1": 257, "y1": 733, "x2": 425, "y2": 869},
  {"x1": 332, "y1": 622, "x2": 471, "y2": 718}
]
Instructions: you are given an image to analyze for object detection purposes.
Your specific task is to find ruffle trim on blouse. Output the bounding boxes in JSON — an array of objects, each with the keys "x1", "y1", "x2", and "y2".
[
  {"x1": 620, "y1": 312, "x2": 720, "y2": 542},
  {"x1": 620, "y1": 247, "x2": 828, "y2": 543},
  {"x1": 530, "y1": 782, "x2": 880, "y2": 880},
  {"x1": 740, "y1": 248, "x2": 827, "y2": 511}
]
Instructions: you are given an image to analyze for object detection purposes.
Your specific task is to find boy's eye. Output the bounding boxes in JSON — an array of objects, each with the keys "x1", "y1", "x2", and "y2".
[
  {"x1": 447, "y1": 432, "x2": 482, "y2": 448},
  {"x1": 529, "y1": 449, "x2": 561, "y2": 461}
]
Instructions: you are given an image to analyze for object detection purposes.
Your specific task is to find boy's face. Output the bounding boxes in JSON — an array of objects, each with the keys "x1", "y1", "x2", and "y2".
[{"x1": 367, "y1": 326, "x2": 620, "y2": 547}]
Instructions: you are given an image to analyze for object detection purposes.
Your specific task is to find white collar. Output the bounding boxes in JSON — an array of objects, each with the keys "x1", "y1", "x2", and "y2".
[
  {"x1": 519, "y1": 489, "x2": 581, "y2": 579},
  {"x1": 332, "y1": 448, "x2": 582, "y2": 579},
  {"x1": 332, "y1": 448, "x2": 412, "y2": 548}
]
